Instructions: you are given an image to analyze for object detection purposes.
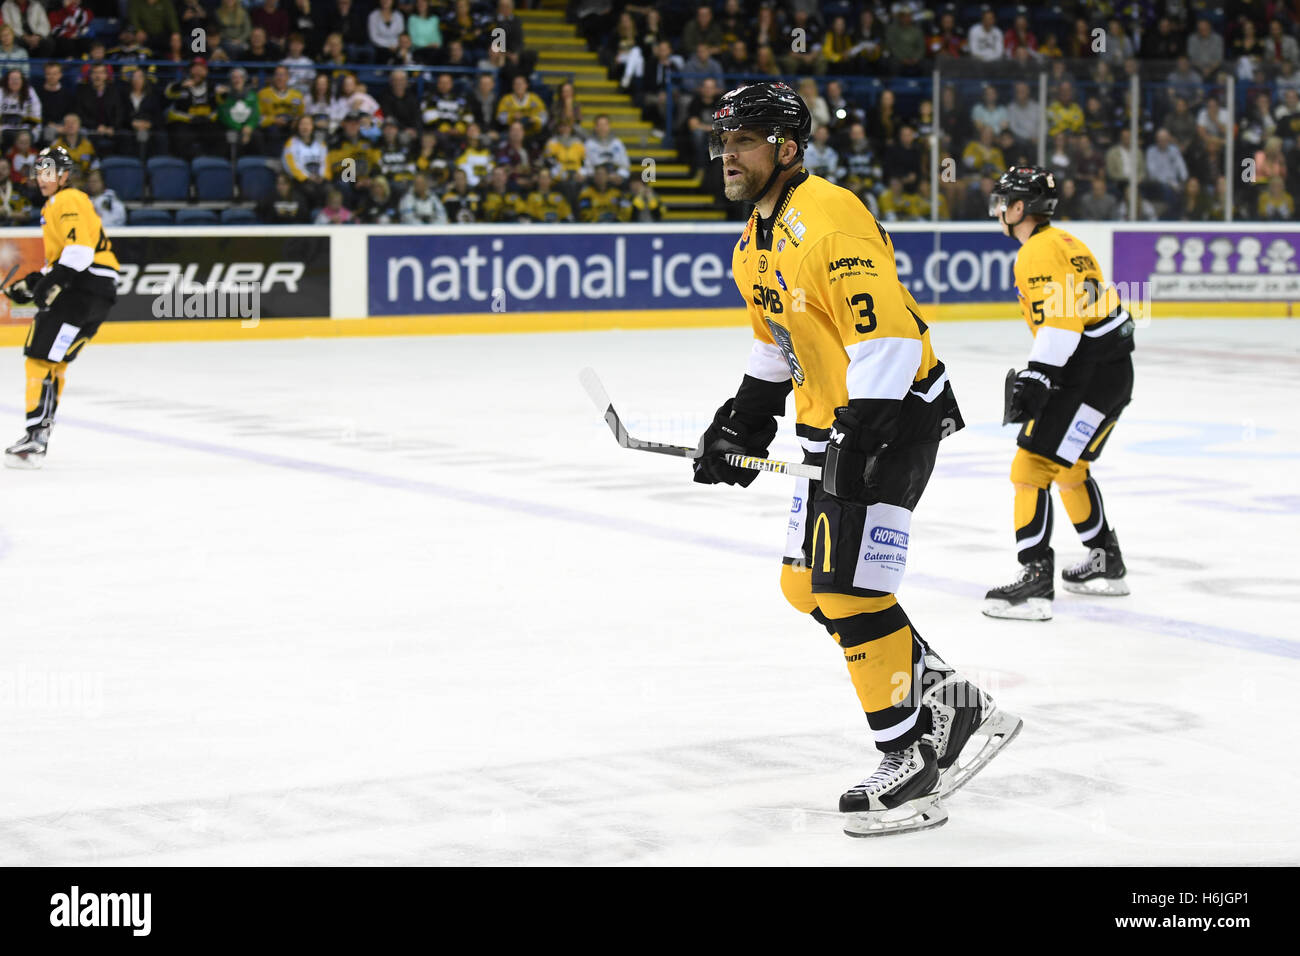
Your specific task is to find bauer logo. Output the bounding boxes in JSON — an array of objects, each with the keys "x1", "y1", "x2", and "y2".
[
  {"x1": 870, "y1": 526, "x2": 909, "y2": 548},
  {"x1": 1074, "y1": 420, "x2": 1096, "y2": 436},
  {"x1": 790, "y1": 495, "x2": 802, "y2": 513},
  {"x1": 110, "y1": 235, "x2": 330, "y2": 320}
]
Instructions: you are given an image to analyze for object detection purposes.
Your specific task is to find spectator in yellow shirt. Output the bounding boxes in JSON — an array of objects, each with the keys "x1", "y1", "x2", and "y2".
[
  {"x1": 522, "y1": 168, "x2": 573, "y2": 222},
  {"x1": 545, "y1": 119, "x2": 586, "y2": 186},
  {"x1": 577, "y1": 163, "x2": 626, "y2": 222},
  {"x1": 1258, "y1": 177, "x2": 1295, "y2": 220},
  {"x1": 495, "y1": 74, "x2": 547, "y2": 140},
  {"x1": 962, "y1": 126, "x2": 1005, "y2": 175},
  {"x1": 1048, "y1": 80, "x2": 1084, "y2": 136},
  {"x1": 258, "y1": 65, "x2": 305, "y2": 155}
]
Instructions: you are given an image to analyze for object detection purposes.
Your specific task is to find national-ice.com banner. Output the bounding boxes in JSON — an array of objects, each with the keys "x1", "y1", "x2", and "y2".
[{"x1": 367, "y1": 229, "x2": 1023, "y2": 315}]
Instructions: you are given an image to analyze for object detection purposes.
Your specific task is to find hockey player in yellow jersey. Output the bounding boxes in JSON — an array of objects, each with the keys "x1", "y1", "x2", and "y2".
[
  {"x1": 984, "y1": 166, "x2": 1135, "y2": 620},
  {"x1": 694, "y1": 83, "x2": 1021, "y2": 836},
  {"x1": 3, "y1": 146, "x2": 120, "y2": 468}
]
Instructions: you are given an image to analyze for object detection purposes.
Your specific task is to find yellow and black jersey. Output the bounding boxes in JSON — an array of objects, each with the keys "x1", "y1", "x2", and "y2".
[
  {"x1": 577, "y1": 185, "x2": 626, "y2": 222},
  {"x1": 877, "y1": 189, "x2": 928, "y2": 221},
  {"x1": 375, "y1": 145, "x2": 415, "y2": 183},
  {"x1": 495, "y1": 91, "x2": 547, "y2": 135},
  {"x1": 441, "y1": 187, "x2": 481, "y2": 223},
  {"x1": 326, "y1": 135, "x2": 379, "y2": 180},
  {"x1": 481, "y1": 187, "x2": 523, "y2": 222},
  {"x1": 164, "y1": 79, "x2": 217, "y2": 124},
  {"x1": 545, "y1": 137, "x2": 585, "y2": 179},
  {"x1": 627, "y1": 189, "x2": 662, "y2": 221},
  {"x1": 1013, "y1": 222, "x2": 1131, "y2": 371},
  {"x1": 521, "y1": 189, "x2": 572, "y2": 222},
  {"x1": 1258, "y1": 188, "x2": 1295, "y2": 220},
  {"x1": 257, "y1": 86, "x2": 304, "y2": 128},
  {"x1": 732, "y1": 170, "x2": 960, "y2": 451},
  {"x1": 41, "y1": 186, "x2": 120, "y2": 297}
]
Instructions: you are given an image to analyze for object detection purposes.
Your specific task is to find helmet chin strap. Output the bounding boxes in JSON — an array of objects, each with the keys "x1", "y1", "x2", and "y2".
[
  {"x1": 749, "y1": 134, "x2": 798, "y2": 207},
  {"x1": 1000, "y1": 199, "x2": 1027, "y2": 234}
]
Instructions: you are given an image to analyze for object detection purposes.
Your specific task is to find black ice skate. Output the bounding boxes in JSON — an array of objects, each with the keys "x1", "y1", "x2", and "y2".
[
  {"x1": 840, "y1": 739, "x2": 947, "y2": 837},
  {"x1": 921, "y1": 655, "x2": 1023, "y2": 797},
  {"x1": 4, "y1": 425, "x2": 49, "y2": 469},
  {"x1": 1062, "y1": 530, "x2": 1129, "y2": 596},
  {"x1": 983, "y1": 555, "x2": 1054, "y2": 621}
]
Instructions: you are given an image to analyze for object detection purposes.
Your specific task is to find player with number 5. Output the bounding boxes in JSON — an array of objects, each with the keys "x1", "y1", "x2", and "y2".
[{"x1": 985, "y1": 166, "x2": 1137, "y2": 619}]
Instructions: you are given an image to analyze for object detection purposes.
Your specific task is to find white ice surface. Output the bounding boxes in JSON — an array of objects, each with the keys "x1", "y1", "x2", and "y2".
[{"x1": 0, "y1": 318, "x2": 1297, "y2": 865}]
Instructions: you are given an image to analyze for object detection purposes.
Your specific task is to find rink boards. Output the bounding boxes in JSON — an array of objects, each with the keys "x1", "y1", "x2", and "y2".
[{"x1": 0, "y1": 221, "x2": 1295, "y2": 345}]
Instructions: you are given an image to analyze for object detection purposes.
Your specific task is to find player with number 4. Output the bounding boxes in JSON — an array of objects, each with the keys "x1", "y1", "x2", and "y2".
[{"x1": 3, "y1": 146, "x2": 120, "y2": 468}]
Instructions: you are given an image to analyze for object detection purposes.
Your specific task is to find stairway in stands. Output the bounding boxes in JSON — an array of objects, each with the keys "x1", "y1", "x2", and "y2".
[{"x1": 521, "y1": 1, "x2": 723, "y2": 221}]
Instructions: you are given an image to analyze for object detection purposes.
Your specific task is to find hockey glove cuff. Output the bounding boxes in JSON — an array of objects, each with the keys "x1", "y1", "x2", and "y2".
[
  {"x1": 4, "y1": 279, "x2": 34, "y2": 305},
  {"x1": 823, "y1": 400, "x2": 892, "y2": 501},
  {"x1": 32, "y1": 264, "x2": 74, "y2": 309},
  {"x1": 693, "y1": 397, "x2": 778, "y2": 487},
  {"x1": 1006, "y1": 363, "x2": 1055, "y2": 424}
]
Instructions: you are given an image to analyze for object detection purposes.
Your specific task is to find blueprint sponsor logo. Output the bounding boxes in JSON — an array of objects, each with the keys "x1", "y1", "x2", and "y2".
[
  {"x1": 790, "y1": 495, "x2": 802, "y2": 513},
  {"x1": 1075, "y1": 420, "x2": 1097, "y2": 437}
]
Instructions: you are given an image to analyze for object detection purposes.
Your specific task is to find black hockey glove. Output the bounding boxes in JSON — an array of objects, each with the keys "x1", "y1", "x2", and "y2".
[
  {"x1": 692, "y1": 398, "x2": 778, "y2": 487},
  {"x1": 823, "y1": 400, "x2": 891, "y2": 501},
  {"x1": 1004, "y1": 364, "x2": 1055, "y2": 425},
  {"x1": 32, "y1": 264, "x2": 74, "y2": 309},
  {"x1": 3, "y1": 271, "x2": 42, "y2": 305}
]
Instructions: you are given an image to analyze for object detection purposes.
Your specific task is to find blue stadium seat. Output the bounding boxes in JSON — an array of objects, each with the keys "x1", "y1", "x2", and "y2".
[
  {"x1": 147, "y1": 156, "x2": 190, "y2": 201},
  {"x1": 175, "y1": 208, "x2": 219, "y2": 226},
  {"x1": 128, "y1": 208, "x2": 173, "y2": 225},
  {"x1": 236, "y1": 158, "x2": 276, "y2": 202},
  {"x1": 220, "y1": 207, "x2": 258, "y2": 225},
  {"x1": 88, "y1": 18, "x2": 120, "y2": 40},
  {"x1": 101, "y1": 156, "x2": 143, "y2": 201},
  {"x1": 192, "y1": 156, "x2": 234, "y2": 201}
]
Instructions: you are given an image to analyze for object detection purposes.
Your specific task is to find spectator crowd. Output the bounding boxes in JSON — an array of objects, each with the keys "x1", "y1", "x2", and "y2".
[
  {"x1": 605, "y1": 0, "x2": 1300, "y2": 221},
  {"x1": 0, "y1": 1, "x2": 1297, "y2": 224},
  {"x1": 0, "y1": 0, "x2": 666, "y2": 224}
]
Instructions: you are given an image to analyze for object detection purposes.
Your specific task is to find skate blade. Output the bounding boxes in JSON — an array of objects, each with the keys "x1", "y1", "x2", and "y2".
[
  {"x1": 842, "y1": 793, "x2": 948, "y2": 838},
  {"x1": 3, "y1": 452, "x2": 43, "y2": 470},
  {"x1": 1062, "y1": 577, "x2": 1130, "y2": 596},
  {"x1": 981, "y1": 597, "x2": 1051, "y2": 620},
  {"x1": 940, "y1": 708, "x2": 1023, "y2": 797}
]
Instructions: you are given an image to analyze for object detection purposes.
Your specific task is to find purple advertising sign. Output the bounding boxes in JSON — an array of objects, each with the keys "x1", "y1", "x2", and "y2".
[{"x1": 1112, "y1": 231, "x2": 1300, "y2": 300}]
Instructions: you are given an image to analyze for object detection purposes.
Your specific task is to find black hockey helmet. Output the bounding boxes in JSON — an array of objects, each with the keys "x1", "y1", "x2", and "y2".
[
  {"x1": 34, "y1": 146, "x2": 75, "y2": 183},
  {"x1": 990, "y1": 164, "x2": 1059, "y2": 219},
  {"x1": 709, "y1": 82, "x2": 812, "y2": 161}
]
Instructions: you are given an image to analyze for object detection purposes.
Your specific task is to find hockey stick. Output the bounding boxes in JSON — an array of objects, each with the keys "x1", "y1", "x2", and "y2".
[
  {"x1": 0, "y1": 263, "x2": 20, "y2": 293},
  {"x1": 579, "y1": 367, "x2": 823, "y2": 481}
]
